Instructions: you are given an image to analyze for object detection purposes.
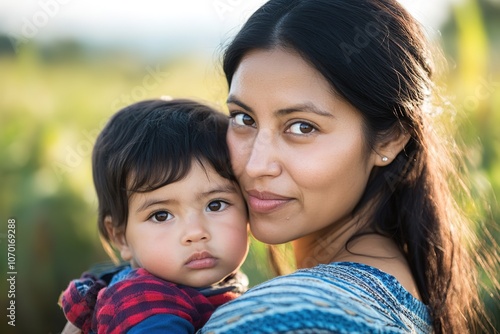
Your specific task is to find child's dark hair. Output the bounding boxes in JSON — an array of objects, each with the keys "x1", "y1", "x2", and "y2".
[{"x1": 92, "y1": 99, "x2": 234, "y2": 248}]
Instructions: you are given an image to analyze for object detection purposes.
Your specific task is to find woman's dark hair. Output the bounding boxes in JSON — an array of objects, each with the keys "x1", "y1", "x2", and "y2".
[
  {"x1": 93, "y1": 99, "x2": 234, "y2": 250},
  {"x1": 222, "y1": 0, "x2": 486, "y2": 332}
]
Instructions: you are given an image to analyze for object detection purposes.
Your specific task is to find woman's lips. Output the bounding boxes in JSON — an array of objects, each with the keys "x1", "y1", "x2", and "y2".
[
  {"x1": 246, "y1": 190, "x2": 292, "y2": 213},
  {"x1": 185, "y1": 251, "x2": 217, "y2": 269}
]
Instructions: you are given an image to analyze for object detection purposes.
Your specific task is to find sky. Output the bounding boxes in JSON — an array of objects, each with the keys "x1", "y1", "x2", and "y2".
[{"x1": 0, "y1": 0, "x2": 461, "y2": 58}]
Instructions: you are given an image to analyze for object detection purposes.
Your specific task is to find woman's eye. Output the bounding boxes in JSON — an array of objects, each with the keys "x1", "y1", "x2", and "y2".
[
  {"x1": 287, "y1": 122, "x2": 316, "y2": 135},
  {"x1": 232, "y1": 113, "x2": 255, "y2": 127},
  {"x1": 150, "y1": 211, "x2": 173, "y2": 223},
  {"x1": 206, "y1": 200, "x2": 229, "y2": 212}
]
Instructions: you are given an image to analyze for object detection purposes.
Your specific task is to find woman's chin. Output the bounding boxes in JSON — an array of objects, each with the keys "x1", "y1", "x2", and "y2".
[{"x1": 249, "y1": 220, "x2": 296, "y2": 245}]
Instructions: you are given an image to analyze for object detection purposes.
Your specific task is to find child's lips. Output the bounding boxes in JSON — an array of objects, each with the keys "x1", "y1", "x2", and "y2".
[{"x1": 185, "y1": 251, "x2": 218, "y2": 269}]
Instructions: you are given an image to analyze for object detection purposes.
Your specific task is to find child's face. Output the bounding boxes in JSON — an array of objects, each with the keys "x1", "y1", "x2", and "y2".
[{"x1": 119, "y1": 161, "x2": 249, "y2": 288}]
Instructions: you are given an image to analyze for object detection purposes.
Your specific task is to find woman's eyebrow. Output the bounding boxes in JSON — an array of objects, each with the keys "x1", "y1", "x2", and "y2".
[
  {"x1": 227, "y1": 95, "x2": 253, "y2": 112},
  {"x1": 275, "y1": 103, "x2": 334, "y2": 118},
  {"x1": 227, "y1": 96, "x2": 333, "y2": 118}
]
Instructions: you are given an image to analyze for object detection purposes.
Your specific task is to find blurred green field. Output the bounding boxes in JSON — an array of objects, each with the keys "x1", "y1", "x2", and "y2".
[
  {"x1": 0, "y1": 39, "x2": 279, "y2": 333},
  {"x1": 0, "y1": 0, "x2": 499, "y2": 332}
]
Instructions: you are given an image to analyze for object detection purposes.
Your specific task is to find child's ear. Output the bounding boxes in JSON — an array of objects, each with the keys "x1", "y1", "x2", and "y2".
[
  {"x1": 104, "y1": 216, "x2": 133, "y2": 262},
  {"x1": 373, "y1": 126, "x2": 411, "y2": 166}
]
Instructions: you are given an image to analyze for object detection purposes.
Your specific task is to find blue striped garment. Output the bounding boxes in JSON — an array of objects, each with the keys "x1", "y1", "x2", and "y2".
[{"x1": 199, "y1": 262, "x2": 432, "y2": 333}]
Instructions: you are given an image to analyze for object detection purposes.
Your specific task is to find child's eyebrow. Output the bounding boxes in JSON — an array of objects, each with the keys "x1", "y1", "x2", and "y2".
[
  {"x1": 135, "y1": 184, "x2": 238, "y2": 213},
  {"x1": 197, "y1": 184, "x2": 239, "y2": 201},
  {"x1": 135, "y1": 198, "x2": 177, "y2": 214}
]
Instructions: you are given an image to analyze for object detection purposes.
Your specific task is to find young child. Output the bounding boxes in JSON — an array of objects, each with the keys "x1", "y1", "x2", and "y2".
[{"x1": 60, "y1": 99, "x2": 249, "y2": 333}]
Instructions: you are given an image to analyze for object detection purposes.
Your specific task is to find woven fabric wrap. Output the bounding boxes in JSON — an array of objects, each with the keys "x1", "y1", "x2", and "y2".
[{"x1": 199, "y1": 262, "x2": 433, "y2": 334}]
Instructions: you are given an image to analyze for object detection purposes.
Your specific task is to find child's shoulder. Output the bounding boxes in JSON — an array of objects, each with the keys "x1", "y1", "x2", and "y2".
[
  {"x1": 101, "y1": 268, "x2": 179, "y2": 298},
  {"x1": 99, "y1": 268, "x2": 205, "y2": 306},
  {"x1": 95, "y1": 268, "x2": 215, "y2": 332}
]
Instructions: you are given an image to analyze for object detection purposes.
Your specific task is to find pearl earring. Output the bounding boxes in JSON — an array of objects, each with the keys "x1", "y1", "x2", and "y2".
[{"x1": 382, "y1": 156, "x2": 389, "y2": 162}]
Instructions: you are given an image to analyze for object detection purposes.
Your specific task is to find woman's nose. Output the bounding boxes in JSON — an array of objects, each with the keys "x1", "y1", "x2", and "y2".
[{"x1": 245, "y1": 129, "x2": 281, "y2": 178}]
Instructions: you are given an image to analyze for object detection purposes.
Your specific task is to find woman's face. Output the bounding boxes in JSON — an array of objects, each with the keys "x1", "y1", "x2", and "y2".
[{"x1": 226, "y1": 48, "x2": 380, "y2": 245}]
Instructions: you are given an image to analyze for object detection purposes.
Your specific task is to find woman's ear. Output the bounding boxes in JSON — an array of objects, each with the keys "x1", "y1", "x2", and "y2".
[
  {"x1": 104, "y1": 216, "x2": 132, "y2": 262},
  {"x1": 373, "y1": 126, "x2": 411, "y2": 166}
]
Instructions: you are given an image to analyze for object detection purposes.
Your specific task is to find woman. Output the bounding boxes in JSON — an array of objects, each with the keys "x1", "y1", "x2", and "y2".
[{"x1": 199, "y1": 0, "x2": 487, "y2": 333}]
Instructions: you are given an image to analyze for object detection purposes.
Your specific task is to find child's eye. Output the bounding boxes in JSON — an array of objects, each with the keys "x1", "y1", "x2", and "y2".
[
  {"x1": 149, "y1": 211, "x2": 173, "y2": 223},
  {"x1": 231, "y1": 113, "x2": 255, "y2": 127},
  {"x1": 287, "y1": 122, "x2": 316, "y2": 135},
  {"x1": 206, "y1": 200, "x2": 229, "y2": 212}
]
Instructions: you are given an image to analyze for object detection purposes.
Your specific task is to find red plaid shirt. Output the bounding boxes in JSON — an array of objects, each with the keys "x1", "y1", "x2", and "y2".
[{"x1": 61, "y1": 267, "x2": 242, "y2": 333}]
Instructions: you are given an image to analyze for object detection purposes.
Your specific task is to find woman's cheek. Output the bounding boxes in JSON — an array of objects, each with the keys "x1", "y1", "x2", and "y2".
[{"x1": 227, "y1": 131, "x2": 247, "y2": 176}]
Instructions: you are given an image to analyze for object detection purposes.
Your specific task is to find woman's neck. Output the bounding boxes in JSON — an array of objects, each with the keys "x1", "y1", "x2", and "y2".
[
  {"x1": 291, "y1": 201, "x2": 394, "y2": 268},
  {"x1": 292, "y1": 221, "x2": 422, "y2": 300},
  {"x1": 292, "y1": 214, "x2": 358, "y2": 269}
]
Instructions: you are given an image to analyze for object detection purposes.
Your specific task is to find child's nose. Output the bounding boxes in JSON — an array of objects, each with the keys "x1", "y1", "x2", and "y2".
[{"x1": 181, "y1": 216, "x2": 210, "y2": 244}]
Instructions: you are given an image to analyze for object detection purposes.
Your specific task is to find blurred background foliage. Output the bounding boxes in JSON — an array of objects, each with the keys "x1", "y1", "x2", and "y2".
[{"x1": 0, "y1": 0, "x2": 498, "y2": 332}]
